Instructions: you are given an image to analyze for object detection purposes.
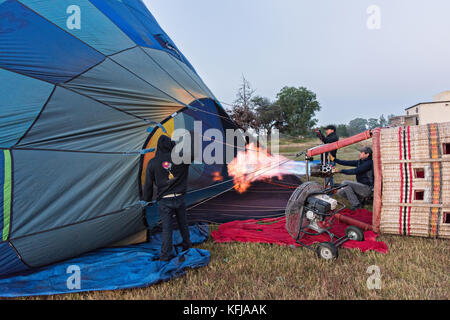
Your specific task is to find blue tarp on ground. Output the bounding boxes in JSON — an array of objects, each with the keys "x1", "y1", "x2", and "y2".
[{"x1": 0, "y1": 225, "x2": 210, "y2": 298}]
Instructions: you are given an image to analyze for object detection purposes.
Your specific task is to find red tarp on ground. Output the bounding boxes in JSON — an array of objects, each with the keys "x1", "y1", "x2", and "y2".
[{"x1": 211, "y1": 209, "x2": 388, "y2": 254}]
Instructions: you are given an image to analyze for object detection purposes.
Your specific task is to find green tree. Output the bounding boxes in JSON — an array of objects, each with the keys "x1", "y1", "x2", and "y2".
[
  {"x1": 387, "y1": 114, "x2": 396, "y2": 123},
  {"x1": 378, "y1": 114, "x2": 388, "y2": 127},
  {"x1": 276, "y1": 86, "x2": 321, "y2": 136},
  {"x1": 367, "y1": 118, "x2": 380, "y2": 130},
  {"x1": 347, "y1": 118, "x2": 368, "y2": 136},
  {"x1": 336, "y1": 124, "x2": 349, "y2": 137},
  {"x1": 253, "y1": 96, "x2": 282, "y2": 137}
]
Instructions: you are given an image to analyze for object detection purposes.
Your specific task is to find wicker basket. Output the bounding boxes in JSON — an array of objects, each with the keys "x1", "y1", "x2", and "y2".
[{"x1": 376, "y1": 122, "x2": 450, "y2": 239}]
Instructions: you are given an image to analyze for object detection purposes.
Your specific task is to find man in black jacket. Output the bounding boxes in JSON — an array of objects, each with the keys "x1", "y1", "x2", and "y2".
[
  {"x1": 333, "y1": 146, "x2": 374, "y2": 210},
  {"x1": 143, "y1": 135, "x2": 192, "y2": 261},
  {"x1": 316, "y1": 125, "x2": 339, "y2": 159},
  {"x1": 316, "y1": 125, "x2": 339, "y2": 186}
]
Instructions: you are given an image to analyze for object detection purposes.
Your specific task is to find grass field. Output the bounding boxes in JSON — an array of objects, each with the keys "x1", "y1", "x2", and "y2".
[{"x1": 21, "y1": 138, "x2": 449, "y2": 300}]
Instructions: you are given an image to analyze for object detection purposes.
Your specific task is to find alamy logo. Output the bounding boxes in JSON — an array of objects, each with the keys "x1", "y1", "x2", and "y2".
[
  {"x1": 66, "y1": 265, "x2": 81, "y2": 290},
  {"x1": 366, "y1": 265, "x2": 382, "y2": 290},
  {"x1": 170, "y1": 121, "x2": 279, "y2": 166},
  {"x1": 66, "y1": 5, "x2": 81, "y2": 30},
  {"x1": 366, "y1": 5, "x2": 381, "y2": 30}
]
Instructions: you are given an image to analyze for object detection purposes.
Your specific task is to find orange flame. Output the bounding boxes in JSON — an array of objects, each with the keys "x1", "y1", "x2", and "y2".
[
  {"x1": 228, "y1": 143, "x2": 291, "y2": 194},
  {"x1": 212, "y1": 171, "x2": 224, "y2": 182}
]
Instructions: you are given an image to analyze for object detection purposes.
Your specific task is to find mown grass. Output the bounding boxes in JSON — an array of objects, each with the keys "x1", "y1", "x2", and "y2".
[
  {"x1": 17, "y1": 137, "x2": 450, "y2": 300},
  {"x1": 23, "y1": 235, "x2": 448, "y2": 300}
]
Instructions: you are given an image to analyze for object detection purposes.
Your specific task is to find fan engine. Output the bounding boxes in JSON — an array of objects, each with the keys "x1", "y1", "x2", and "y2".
[{"x1": 285, "y1": 181, "x2": 364, "y2": 260}]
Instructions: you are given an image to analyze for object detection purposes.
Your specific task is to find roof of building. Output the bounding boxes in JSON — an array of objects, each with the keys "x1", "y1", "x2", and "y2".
[{"x1": 405, "y1": 100, "x2": 450, "y2": 110}]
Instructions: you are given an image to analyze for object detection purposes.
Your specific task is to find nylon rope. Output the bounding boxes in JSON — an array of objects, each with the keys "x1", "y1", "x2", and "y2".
[
  {"x1": 148, "y1": 150, "x2": 301, "y2": 226},
  {"x1": 186, "y1": 155, "x2": 297, "y2": 212}
]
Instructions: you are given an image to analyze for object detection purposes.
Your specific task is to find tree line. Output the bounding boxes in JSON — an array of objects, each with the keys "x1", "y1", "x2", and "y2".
[
  {"x1": 320, "y1": 115, "x2": 395, "y2": 138},
  {"x1": 227, "y1": 77, "x2": 321, "y2": 137},
  {"x1": 227, "y1": 77, "x2": 394, "y2": 139}
]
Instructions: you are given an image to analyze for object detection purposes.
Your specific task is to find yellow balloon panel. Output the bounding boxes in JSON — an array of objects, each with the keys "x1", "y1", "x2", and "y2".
[{"x1": 141, "y1": 118, "x2": 175, "y2": 186}]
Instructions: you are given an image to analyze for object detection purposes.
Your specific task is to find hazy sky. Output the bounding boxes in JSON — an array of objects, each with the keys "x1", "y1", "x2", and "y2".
[{"x1": 143, "y1": 0, "x2": 450, "y2": 125}]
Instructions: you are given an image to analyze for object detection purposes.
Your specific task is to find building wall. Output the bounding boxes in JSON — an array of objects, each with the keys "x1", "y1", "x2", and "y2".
[
  {"x1": 417, "y1": 102, "x2": 450, "y2": 125},
  {"x1": 402, "y1": 91, "x2": 450, "y2": 126},
  {"x1": 389, "y1": 116, "x2": 405, "y2": 127},
  {"x1": 434, "y1": 91, "x2": 450, "y2": 102},
  {"x1": 390, "y1": 115, "x2": 417, "y2": 127},
  {"x1": 405, "y1": 102, "x2": 450, "y2": 126},
  {"x1": 405, "y1": 116, "x2": 418, "y2": 126}
]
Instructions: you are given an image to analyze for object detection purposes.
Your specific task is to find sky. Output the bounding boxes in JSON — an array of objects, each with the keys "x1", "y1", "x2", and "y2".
[{"x1": 143, "y1": 0, "x2": 450, "y2": 126}]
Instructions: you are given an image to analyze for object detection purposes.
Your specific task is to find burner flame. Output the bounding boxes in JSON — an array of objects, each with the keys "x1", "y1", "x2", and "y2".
[{"x1": 228, "y1": 143, "x2": 293, "y2": 193}]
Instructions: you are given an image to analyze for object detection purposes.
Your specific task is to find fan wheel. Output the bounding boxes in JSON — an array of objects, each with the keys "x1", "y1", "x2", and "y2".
[
  {"x1": 345, "y1": 226, "x2": 364, "y2": 241},
  {"x1": 316, "y1": 242, "x2": 338, "y2": 260},
  {"x1": 285, "y1": 181, "x2": 323, "y2": 240}
]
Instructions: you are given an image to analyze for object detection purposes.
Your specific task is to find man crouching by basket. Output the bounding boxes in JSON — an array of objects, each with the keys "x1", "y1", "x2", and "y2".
[{"x1": 332, "y1": 146, "x2": 374, "y2": 211}]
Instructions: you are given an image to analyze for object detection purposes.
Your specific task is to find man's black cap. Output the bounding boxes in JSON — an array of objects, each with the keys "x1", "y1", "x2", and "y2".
[
  {"x1": 359, "y1": 146, "x2": 373, "y2": 155},
  {"x1": 325, "y1": 125, "x2": 337, "y2": 132}
]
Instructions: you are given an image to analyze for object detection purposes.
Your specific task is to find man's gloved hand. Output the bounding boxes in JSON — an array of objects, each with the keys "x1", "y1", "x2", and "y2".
[{"x1": 314, "y1": 129, "x2": 324, "y2": 141}]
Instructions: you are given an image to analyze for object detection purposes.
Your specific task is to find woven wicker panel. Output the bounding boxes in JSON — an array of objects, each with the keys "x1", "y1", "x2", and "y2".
[
  {"x1": 379, "y1": 122, "x2": 450, "y2": 239},
  {"x1": 379, "y1": 124, "x2": 450, "y2": 160},
  {"x1": 380, "y1": 207, "x2": 450, "y2": 239},
  {"x1": 438, "y1": 124, "x2": 450, "y2": 137}
]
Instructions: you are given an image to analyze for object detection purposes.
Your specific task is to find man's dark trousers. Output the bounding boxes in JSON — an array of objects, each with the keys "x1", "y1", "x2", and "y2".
[
  {"x1": 326, "y1": 161, "x2": 336, "y2": 187},
  {"x1": 158, "y1": 195, "x2": 192, "y2": 260},
  {"x1": 337, "y1": 180, "x2": 372, "y2": 208}
]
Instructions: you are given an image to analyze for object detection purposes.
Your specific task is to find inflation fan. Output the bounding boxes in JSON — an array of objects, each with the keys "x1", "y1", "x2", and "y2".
[{"x1": 285, "y1": 181, "x2": 365, "y2": 260}]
